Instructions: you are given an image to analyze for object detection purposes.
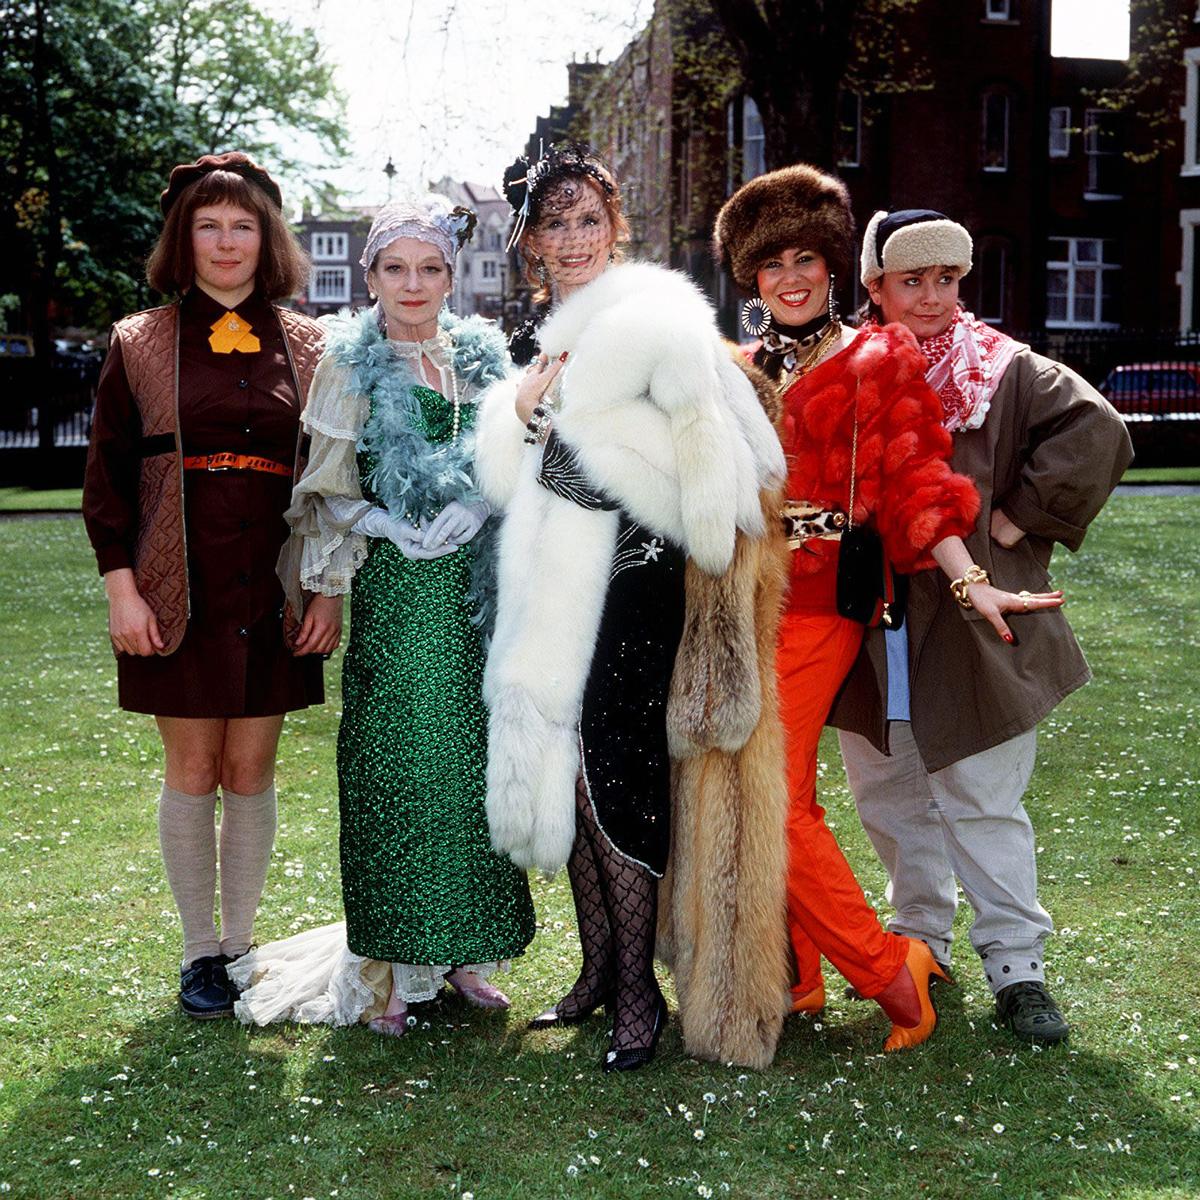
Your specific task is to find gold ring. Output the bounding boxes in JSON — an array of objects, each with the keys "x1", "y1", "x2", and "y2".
[{"x1": 1018, "y1": 589, "x2": 1032, "y2": 608}]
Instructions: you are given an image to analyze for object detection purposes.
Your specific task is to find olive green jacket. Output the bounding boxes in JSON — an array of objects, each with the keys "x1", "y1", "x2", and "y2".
[{"x1": 829, "y1": 347, "x2": 1133, "y2": 772}]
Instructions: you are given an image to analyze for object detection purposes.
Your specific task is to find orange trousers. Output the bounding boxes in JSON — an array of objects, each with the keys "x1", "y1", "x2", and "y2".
[{"x1": 776, "y1": 611, "x2": 908, "y2": 999}]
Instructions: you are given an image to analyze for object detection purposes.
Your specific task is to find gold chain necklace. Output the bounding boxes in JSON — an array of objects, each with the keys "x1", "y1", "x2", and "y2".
[{"x1": 778, "y1": 320, "x2": 842, "y2": 393}]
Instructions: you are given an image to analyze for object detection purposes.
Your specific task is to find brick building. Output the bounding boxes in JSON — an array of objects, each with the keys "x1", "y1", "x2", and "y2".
[
  {"x1": 544, "y1": 0, "x2": 1200, "y2": 346},
  {"x1": 296, "y1": 181, "x2": 514, "y2": 322}
]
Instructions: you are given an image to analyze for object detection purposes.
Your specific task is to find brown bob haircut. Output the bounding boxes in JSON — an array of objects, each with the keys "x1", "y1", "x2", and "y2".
[
  {"x1": 517, "y1": 162, "x2": 631, "y2": 306},
  {"x1": 146, "y1": 169, "x2": 309, "y2": 300}
]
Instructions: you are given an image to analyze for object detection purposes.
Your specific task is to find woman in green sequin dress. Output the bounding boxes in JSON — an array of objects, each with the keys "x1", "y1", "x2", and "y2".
[{"x1": 230, "y1": 196, "x2": 535, "y2": 1032}]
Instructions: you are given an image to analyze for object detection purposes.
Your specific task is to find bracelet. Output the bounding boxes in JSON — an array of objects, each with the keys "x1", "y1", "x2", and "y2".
[
  {"x1": 523, "y1": 403, "x2": 554, "y2": 445},
  {"x1": 950, "y1": 565, "x2": 990, "y2": 609}
]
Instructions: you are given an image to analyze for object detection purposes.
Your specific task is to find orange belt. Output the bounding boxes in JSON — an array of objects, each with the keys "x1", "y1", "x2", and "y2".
[{"x1": 182, "y1": 452, "x2": 292, "y2": 477}]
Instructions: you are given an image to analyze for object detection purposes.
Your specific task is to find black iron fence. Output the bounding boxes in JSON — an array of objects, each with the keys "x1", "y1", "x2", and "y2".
[
  {"x1": 2, "y1": 327, "x2": 1199, "y2": 478},
  {"x1": 1018, "y1": 327, "x2": 1200, "y2": 410}
]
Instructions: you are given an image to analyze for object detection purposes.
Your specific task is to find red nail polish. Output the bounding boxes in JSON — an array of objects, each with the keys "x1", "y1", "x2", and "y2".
[
  {"x1": 1002, "y1": 632, "x2": 1014, "y2": 644},
  {"x1": 559, "y1": 351, "x2": 569, "y2": 362}
]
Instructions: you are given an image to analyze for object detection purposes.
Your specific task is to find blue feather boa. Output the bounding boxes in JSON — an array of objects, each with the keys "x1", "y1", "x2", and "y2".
[{"x1": 323, "y1": 304, "x2": 511, "y2": 631}]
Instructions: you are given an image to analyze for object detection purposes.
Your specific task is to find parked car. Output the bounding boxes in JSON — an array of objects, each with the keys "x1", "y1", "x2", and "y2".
[
  {"x1": 1098, "y1": 362, "x2": 1200, "y2": 423},
  {"x1": 0, "y1": 334, "x2": 34, "y2": 359}
]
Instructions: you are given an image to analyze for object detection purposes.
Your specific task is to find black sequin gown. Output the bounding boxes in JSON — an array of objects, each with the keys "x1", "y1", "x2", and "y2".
[{"x1": 538, "y1": 431, "x2": 686, "y2": 877}]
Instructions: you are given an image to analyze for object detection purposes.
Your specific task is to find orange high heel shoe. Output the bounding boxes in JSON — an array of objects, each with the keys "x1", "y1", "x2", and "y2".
[
  {"x1": 878, "y1": 938, "x2": 949, "y2": 1052},
  {"x1": 789, "y1": 982, "x2": 827, "y2": 1015}
]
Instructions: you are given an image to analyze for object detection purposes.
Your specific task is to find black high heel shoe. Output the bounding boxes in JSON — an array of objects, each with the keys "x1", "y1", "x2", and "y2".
[
  {"x1": 528, "y1": 988, "x2": 614, "y2": 1030},
  {"x1": 602, "y1": 993, "x2": 667, "y2": 1073}
]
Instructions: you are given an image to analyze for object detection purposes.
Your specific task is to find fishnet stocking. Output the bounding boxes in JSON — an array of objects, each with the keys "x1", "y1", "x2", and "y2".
[
  {"x1": 548, "y1": 779, "x2": 615, "y2": 1020},
  {"x1": 576, "y1": 781, "x2": 663, "y2": 1053}
]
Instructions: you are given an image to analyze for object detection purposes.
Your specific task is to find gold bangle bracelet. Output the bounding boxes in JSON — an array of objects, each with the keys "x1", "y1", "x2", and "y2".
[{"x1": 950, "y1": 565, "x2": 990, "y2": 609}]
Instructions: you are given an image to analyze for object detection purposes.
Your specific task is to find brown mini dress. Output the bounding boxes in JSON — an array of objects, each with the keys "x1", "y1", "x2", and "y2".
[{"x1": 84, "y1": 287, "x2": 324, "y2": 718}]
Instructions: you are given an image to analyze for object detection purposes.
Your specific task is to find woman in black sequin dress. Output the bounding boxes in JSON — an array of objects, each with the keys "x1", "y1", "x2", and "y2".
[{"x1": 475, "y1": 144, "x2": 784, "y2": 1072}]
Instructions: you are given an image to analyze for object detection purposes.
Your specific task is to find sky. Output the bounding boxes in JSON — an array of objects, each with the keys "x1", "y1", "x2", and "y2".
[
  {"x1": 264, "y1": 0, "x2": 653, "y2": 206},
  {"x1": 265, "y1": 0, "x2": 1134, "y2": 208},
  {"x1": 1051, "y1": 0, "x2": 1130, "y2": 60}
]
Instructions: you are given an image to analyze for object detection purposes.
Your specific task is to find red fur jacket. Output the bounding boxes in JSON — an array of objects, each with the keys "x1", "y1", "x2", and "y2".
[{"x1": 779, "y1": 323, "x2": 979, "y2": 578}]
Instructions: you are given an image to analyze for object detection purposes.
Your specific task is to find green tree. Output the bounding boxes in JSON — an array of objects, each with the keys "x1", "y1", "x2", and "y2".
[
  {"x1": 0, "y1": 0, "x2": 184, "y2": 450},
  {"x1": 703, "y1": 0, "x2": 929, "y2": 170},
  {"x1": 146, "y1": 0, "x2": 347, "y2": 174},
  {"x1": 0, "y1": 0, "x2": 346, "y2": 376},
  {"x1": 1085, "y1": 0, "x2": 1191, "y2": 162}
]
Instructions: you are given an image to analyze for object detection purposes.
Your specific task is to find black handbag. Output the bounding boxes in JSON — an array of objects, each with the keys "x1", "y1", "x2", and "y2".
[{"x1": 835, "y1": 386, "x2": 907, "y2": 629}]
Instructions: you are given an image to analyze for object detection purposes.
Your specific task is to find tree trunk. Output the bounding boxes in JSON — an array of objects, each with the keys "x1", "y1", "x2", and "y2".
[{"x1": 706, "y1": 0, "x2": 860, "y2": 171}]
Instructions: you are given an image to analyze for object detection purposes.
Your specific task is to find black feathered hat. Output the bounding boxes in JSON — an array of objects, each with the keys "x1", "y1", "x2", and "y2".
[{"x1": 501, "y1": 142, "x2": 615, "y2": 250}]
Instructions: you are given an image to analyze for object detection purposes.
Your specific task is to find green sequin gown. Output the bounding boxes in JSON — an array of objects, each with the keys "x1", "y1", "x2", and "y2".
[{"x1": 338, "y1": 384, "x2": 535, "y2": 966}]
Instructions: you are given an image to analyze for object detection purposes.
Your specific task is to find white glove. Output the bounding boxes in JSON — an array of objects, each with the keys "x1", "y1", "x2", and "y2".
[
  {"x1": 351, "y1": 504, "x2": 457, "y2": 561},
  {"x1": 421, "y1": 500, "x2": 490, "y2": 550}
]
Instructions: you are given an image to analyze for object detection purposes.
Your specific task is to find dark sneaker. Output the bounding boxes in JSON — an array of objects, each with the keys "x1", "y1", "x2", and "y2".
[
  {"x1": 180, "y1": 955, "x2": 235, "y2": 1019},
  {"x1": 995, "y1": 981, "x2": 1069, "y2": 1045}
]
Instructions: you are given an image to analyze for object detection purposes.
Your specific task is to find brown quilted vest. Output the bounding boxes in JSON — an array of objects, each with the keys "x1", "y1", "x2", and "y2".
[{"x1": 116, "y1": 303, "x2": 325, "y2": 654}]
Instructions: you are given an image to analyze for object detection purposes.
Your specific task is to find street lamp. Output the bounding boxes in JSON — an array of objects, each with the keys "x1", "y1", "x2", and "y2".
[{"x1": 383, "y1": 157, "x2": 396, "y2": 200}]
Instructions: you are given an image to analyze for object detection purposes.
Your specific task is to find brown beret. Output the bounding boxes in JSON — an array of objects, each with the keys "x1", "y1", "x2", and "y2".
[{"x1": 160, "y1": 151, "x2": 283, "y2": 215}]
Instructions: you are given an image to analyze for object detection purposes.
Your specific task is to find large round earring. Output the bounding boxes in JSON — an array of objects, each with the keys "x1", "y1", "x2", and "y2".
[
  {"x1": 827, "y1": 273, "x2": 839, "y2": 323},
  {"x1": 740, "y1": 292, "x2": 771, "y2": 336}
]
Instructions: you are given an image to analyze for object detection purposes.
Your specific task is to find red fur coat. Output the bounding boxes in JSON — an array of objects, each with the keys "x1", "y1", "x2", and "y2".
[{"x1": 779, "y1": 323, "x2": 979, "y2": 585}]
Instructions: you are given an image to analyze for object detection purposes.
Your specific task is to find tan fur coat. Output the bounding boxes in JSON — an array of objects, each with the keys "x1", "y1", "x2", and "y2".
[{"x1": 657, "y1": 365, "x2": 792, "y2": 1070}]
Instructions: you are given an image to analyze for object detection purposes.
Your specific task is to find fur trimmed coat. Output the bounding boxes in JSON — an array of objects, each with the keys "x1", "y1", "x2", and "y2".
[
  {"x1": 780, "y1": 324, "x2": 980, "y2": 590},
  {"x1": 474, "y1": 262, "x2": 785, "y2": 878},
  {"x1": 657, "y1": 369, "x2": 793, "y2": 1070}
]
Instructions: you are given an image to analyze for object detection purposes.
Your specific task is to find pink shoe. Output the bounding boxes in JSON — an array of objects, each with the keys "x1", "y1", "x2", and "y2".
[
  {"x1": 447, "y1": 969, "x2": 511, "y2": 1010},
  {"x1": 367, "y1": 1011, "x2": 411, "y2": 1038}
]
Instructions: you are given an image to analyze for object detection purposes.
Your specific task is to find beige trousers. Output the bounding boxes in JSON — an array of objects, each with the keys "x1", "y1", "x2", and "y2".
[{"x1": 838, "y1": 723, "x2": 1053, "y2": 994}]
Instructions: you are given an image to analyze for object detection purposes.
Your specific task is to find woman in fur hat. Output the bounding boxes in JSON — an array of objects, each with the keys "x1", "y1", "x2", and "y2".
[
  {"x1": 476, "y1": 144, "x2": 785, "y2": 1071},
  {"x1": 712, "y1": 164, "x2": 1025, "y2": 1052},
  {"x1": 829, "y1": 210, "x2": 1131, "y2": 1046},
  {"x1": 228, "y1": 194, "x2": 536, "y2": 1033}
]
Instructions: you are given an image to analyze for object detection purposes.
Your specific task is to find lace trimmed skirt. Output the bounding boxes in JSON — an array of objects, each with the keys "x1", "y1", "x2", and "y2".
[{"x1": 227, "y1": 922, "x2": 506, "y2": 1026}]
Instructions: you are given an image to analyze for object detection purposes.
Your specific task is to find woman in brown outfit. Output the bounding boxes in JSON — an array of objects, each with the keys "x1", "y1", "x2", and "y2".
[{"x1": 83, "y1": 153, "x2": 341, "y2": 1019}]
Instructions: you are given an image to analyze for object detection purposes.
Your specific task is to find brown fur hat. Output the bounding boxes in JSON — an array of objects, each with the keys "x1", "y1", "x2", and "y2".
[{"x1": 713, "y1": 163, "x2": 854, "y2": 293}]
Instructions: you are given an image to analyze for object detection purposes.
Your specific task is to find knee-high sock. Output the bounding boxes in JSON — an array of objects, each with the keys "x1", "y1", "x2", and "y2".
[
  {"x1": 158, "y1": 784, "x2": 219, "y2": 967},
  {"x1": 218, "y1": 785, "x2": 277, "y2": 958}
]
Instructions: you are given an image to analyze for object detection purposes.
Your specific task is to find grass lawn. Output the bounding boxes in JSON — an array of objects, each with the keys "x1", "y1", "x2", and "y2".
[
  {"x1": 0, "y1": 487, "x2": 82, "y2": 512},
  {"x1": 1121, "y1": 467, "x2": 1200, "y2": 485},
  {"x1": 0, "y1": 499, "x2": 1197, "y2": 1200}
]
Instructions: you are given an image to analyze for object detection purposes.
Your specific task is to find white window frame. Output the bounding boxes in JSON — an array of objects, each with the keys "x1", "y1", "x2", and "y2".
[
  {"x1": 984, "y1": 0, "x2": 1012, "y2": 20},
  {"x1": 742, "y1": 95, "x2": 765, "y2": 183},
  {"x1": 481, "y1": 259, "x2": 497, "y2": 280},
  {"x1": 1083, "y1": 107, "x2": 1121, "y2": 199},
  {"x1": 981, "y1": 92, "x2": 1010, "y2": 172},
  {"x1": 1049, "y1": 106, "x2": 1071, "y2": 158},
  {"x1": 1046, "y1": 237, "x2": 1119, "y2": 330},
  {"x1": 837, "y1": 91, "x2": 863, "y2": 168},
  {"x1": 310, "y1": 265, "x2": 350, "y2": 304},
  {"x1": 1177, "y1": 208, "x2": 1200, "y2": 331},
  {"x1": 1181, "y1": 47, "x2": 1200, "y2": 175},
  {"x1": 311, "y1": 232, "x2": 348, "y2": 262}
]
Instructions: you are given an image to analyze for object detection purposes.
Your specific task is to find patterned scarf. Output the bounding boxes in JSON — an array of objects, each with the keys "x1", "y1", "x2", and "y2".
[
  {"x1": 759, "y1": 316, "x2": 835, "y2": 376},
  {"x1": 865, "y1": 308, "x2": 1023, "y2": 431}
]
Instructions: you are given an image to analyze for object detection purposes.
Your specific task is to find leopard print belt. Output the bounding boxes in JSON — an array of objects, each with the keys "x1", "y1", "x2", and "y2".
[{"x1": 781, "y1": 500, "x2": 847, "y2": 551}]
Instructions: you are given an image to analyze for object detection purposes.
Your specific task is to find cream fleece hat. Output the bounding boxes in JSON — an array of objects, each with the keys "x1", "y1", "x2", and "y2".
[{"x1": 860, "y1": 209, "x2": 973, "y2": 285}]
